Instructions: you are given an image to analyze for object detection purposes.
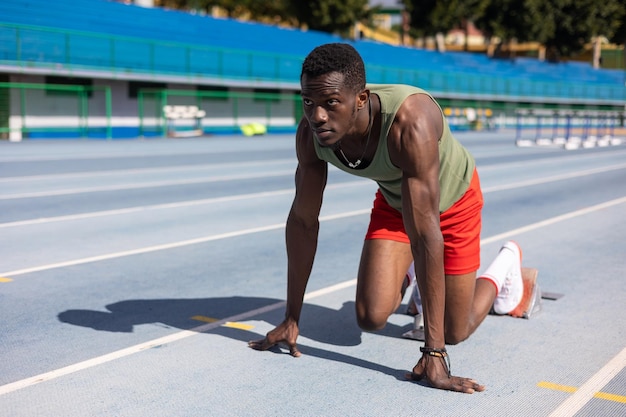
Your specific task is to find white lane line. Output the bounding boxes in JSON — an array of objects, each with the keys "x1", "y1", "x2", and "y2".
[
  {"x1": 480, "y1": 196, "x2": 626, "y2": 245},
  {"x1": 0, "y1": 209, "x2": 371, "y2": 278},
  {"x1": 476, "y1": 148, "x2": 626, "y2": 172},
  {"x1": 0, "y1": 180, "x2": 371, "y2": 229},
  {"x1": 481, "y1": 163, "x2": 626, "y2": 193},
  {"x1": 0, "y1": 170, "x2": 296, "y2": 200},
  {"x1": 2, "y1": 153, "x2": 624, "y2": 201},
  {"x1": 3, "y1": 194, "x2": 625, "y2": 280},
  {"x1": 0, "y1": 151, "x2": 205, "y2": 163},
  {"x1": 0, "y1": 145, "x2": 293, "y2": 163},
  {"x1": 4, "y1": 145, "x2": 624, "y2": 179},
  {"x1": 0, "y1": 191, "x2": 295, "y2": 229},
  {"x1": 3, "y1": 195, "x2": 625, "y2": 278},
  {"x1": 0, "y1": 300, "x2": 286, "y2": 396},
  {"x1": 0, "y1": 279, "x2": 357, "y2": 396},
  {"x1": 0, "y1": 197, "x2": 624, "y2": 395},
  {"x1": 548, "y1": 346, "x2": 626, "y2": 417},
  {"x1": 3, "y1": 160, "x2": 624, "y2": 228},
  {"x1": 0, "y1": 158, "x2": 296, "y2": 183}
]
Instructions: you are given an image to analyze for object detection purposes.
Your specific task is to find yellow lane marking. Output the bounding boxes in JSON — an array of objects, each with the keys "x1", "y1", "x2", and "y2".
[
  {"x1": 191, "y1": 315, "x2": 255, "y2": 331},
  {"x1": 539, "y1": 381, "x2": 578, "y2": 394},
  {"x1": 0, "y1": 277, "x2": 13, "y2": 283},
  {"x1": 538, "y1": 381, "x2": 626, "y2": 404},
  {"x1": 191, "y1": 316, "x2": 218, "y2": 323},
  {"x1": 595, "y1": 391, "x2": 626, "y2": 404},
  {"x1": 222, "y1": 322, "x2": 255, "y2": 331}
]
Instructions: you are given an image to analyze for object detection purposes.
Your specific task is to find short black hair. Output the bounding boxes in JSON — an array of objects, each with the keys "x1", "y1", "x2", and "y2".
[{"x1": 301, "y1": 43, "x2": 366, "y2": 93}]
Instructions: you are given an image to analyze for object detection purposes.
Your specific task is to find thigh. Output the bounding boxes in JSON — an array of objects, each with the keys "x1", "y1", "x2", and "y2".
[{"x1": 356, "y1": 238, "x2": 413, "y2": 315}]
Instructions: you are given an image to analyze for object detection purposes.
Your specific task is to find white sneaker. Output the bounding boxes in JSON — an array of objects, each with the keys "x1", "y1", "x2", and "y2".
[{"x1": 492, "y1": 241, "x2": 524, "y2": 315}]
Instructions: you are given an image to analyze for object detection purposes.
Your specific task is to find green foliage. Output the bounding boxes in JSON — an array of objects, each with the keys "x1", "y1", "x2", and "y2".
[
  {"x1": 285, "y1": 0, "x2": 371, "y2": 36},
  {"x1": 403, "y1": 0, "x2": 626, "y2": 57},
  {"x1": 165, "y1": 0, "x2": 625, "y2": 58},
  {"x1": 164, "y1": 0, "x2": 372, "y2": 36},
  {"x1": 525, "y1": 0, "x2": 625, "y2": 56},
  {"x1": 188, "y1": 0, "x2": 254, "y2": 17},
  {"x1": 474, "y1": 0, "x2": 534, "y2": 41},
  {"x1": 402, "y1": 0, "x2": 488, "y2": 37},
  {"x1": 612, "y1": 16, "x2": 626, "y2": 44}
]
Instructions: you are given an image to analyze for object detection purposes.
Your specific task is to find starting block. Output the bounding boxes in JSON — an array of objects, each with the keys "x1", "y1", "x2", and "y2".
[{"x1": 402, "y1": 313, "x2": 425, "y2": 341}]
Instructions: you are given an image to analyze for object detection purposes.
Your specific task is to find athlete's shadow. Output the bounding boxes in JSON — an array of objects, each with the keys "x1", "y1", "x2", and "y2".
[
  {"x1": 57, "y1": 296, "x2": 412, "y2": 346},
  {"x1": 58, "y1": 296, "x2": 416, "y2": 382}
]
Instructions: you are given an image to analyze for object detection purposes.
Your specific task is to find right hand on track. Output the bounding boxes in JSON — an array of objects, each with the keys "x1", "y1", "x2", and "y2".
[{"x1": 248, "y1": 318, "x2": 301, "y2": 357}]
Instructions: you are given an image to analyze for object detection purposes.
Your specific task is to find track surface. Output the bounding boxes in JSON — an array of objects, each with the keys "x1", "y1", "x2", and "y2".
[{"x1": 1, "y1": 131, "x2": 625, "y2": 416}]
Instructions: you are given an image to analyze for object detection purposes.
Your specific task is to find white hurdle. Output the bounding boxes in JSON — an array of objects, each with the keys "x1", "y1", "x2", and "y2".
[{"x1": 515, "y1": 109, "x2": 625, "y2": 151}]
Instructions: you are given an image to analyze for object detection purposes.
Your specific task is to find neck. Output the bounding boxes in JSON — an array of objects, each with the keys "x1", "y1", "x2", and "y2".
[
  {"x1": 331, "y1": 99, "x2": 372, "y2": 151},
  {"x1": 349, "y1": 99, "x2": 372, "y2": 146},
  {"x1": 334, "y1": 99, "x2": 374, "y2": 169}
]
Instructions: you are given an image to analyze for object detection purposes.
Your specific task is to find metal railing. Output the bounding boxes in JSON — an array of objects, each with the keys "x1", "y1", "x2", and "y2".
[{"x1": 0, "y1": 81, "x2": 112, "y2": 139}]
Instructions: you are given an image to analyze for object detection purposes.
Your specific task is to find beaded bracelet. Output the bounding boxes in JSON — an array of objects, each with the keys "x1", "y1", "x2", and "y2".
[{"x1": 420, "y1": 346, "x2": 451, "y2": 377}]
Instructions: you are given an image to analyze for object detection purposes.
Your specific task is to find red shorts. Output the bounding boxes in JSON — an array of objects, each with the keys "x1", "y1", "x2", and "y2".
[{"x1": 365, "y1": 168, "x2": 483, "y2": 275}]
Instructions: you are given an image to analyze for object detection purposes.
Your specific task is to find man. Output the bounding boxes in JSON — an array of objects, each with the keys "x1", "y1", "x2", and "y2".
[{"x1": 249, "y1": 43, "x2": 535, "y2": 394}]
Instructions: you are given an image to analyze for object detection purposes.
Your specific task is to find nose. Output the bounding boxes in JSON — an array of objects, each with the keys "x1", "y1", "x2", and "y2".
[{"x1": 310, "y1": 106, "x2": 328, "y2": 124}]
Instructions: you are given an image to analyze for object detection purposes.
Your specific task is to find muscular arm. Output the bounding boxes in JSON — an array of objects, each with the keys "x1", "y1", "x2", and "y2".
[
  {"x1": 249, "y1": 119, "x2": 327, "y2": 357},
  {"x1": 388, "y1": 94, "x2": 445, "y2": 349},
  {"x1": 285, "y1": 120, "x2": 328, "y2": 322},
  {"x1": 390, "y1": 94, "x2": 483, "y2": 393}
]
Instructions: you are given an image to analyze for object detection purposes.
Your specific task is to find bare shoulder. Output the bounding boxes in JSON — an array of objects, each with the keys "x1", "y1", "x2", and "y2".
[
  {"x1": 388, "y1": 93, "x2": 443, "y2": 173},
  {"x1": 295, "y1": 118, "x2": 323, "y2": 166},
  {"x1": 389, "y1": 93, "x2": 443, "y2": 146},
  {"x1": 292, "y1": 118, "x2": 328, "y2": 217},
  {"x1": 296, "y1": 118, "x2": 318, "y2": 164}
]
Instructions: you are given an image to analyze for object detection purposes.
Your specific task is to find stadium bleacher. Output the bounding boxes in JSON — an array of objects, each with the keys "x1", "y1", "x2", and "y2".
[{"x1": 0, "y1": 0, "x2": 624, "y2": 101}]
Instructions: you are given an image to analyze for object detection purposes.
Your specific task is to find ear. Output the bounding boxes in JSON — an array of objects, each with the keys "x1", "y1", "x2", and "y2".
[{"x1": 357, "y1": 89, "x2": 370, "y2": 110}]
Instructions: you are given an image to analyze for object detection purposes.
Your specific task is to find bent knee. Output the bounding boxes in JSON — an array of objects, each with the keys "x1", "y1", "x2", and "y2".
[
  {"x1": 356, "y1": 310, "x2": 389, "y2": 331},
  {"x1": 444, "y1": 328, "x2": 471, "y2": 345}
]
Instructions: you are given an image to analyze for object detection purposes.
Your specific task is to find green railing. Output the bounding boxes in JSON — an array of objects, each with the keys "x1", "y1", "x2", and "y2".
[
  {"x1": 137, "y1": 88, "x2": 301, "y2": 138},
  {"x1": 0, "y1": 82, "x2": 112, "y2": 139},
  {"x1": 0, "y1": 81, "x2": 620, "y2": 140}
]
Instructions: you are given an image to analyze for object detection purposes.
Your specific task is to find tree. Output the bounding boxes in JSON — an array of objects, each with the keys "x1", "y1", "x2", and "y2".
[
  {"x1": 400, "y1": 0, "x2": 438, "y2": 39},
  {"x1": 524, "y1": 0, "x2": 625, "y2": 58},
  {"x1": 402, "y1": 0, "x2": 489, "y2": 47},
  {"x1": 404, "y1": 0, "x2": 625, "y2": 59},
  {"x1": 162, "y1": 0, "x2": 625, "y2": 60},
  {"x1": 284, "y1": 0, "x2": 372, "y2": 37},
  {"x1": 245, "y1": 1, "x2": 290, "y2": 22},
  {"x1": 190, "y1": 0, "x2": 254, "y2": 17},
  {"x1": 474, "y1": 0, "x2": 532, "y2": 42},
  {"x1": 611, "y1": 12, "x2": 626, "y2": 45},
  {"x1": 159, "y1": 0, "x2": 373, "y2": 36}
]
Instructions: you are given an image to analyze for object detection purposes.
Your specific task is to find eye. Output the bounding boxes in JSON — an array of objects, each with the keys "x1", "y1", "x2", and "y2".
[
  {"x1": 327, "y1": 99, "x2": 339, "y2": 106},
  {"x1": 302, "y1": 98, "x2": 313, "y2": 106}
]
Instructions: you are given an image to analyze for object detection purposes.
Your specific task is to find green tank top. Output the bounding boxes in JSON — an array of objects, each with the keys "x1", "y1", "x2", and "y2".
[{"x1": 313, "y1": 84, "x2": 475, "y2": 213}]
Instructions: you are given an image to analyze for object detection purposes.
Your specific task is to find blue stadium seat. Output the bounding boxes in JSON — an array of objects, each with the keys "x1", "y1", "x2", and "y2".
[{"x1": 0, "y1": 0, "x2": 622, "y2": 101}]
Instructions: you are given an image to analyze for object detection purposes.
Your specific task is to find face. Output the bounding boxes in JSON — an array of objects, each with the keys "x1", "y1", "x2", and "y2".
[{"x1": 300, "y1": 71, "x2": 364, "y2": 147}]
